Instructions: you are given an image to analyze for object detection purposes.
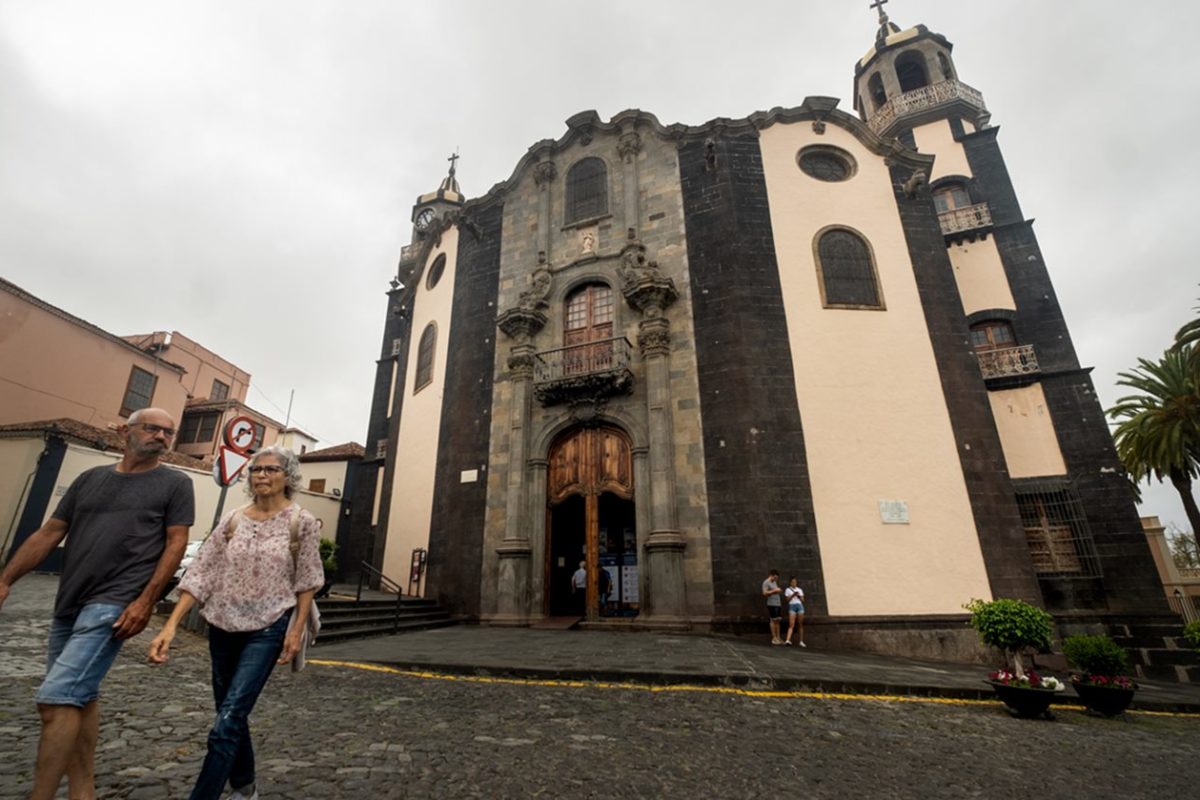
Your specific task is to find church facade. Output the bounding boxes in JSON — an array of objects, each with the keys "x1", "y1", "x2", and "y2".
[{"x1": 346, "y1": 13, "x2": 1170, "y2": 660}]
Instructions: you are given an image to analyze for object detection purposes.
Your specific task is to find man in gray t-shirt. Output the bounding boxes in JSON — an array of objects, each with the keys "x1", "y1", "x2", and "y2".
[
  {"x1": 0, "y1": 408, "x2": 194, "y2": 800},
  {"x1": 762, "y1": 569, "x2": 783, "y2": 645}
]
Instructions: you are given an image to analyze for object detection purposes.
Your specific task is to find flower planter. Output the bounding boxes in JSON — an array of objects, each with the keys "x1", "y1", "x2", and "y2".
[
  {"x1": 987, "y1": 681, "x2": 1060, "y2": 719},
  {"x1": 1072, "y1": 680, "x2": 1136, "y2": 717}
]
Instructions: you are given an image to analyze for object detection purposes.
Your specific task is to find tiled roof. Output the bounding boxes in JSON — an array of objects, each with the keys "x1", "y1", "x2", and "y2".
[
  {"x1": 0, "y1": 418, "x2": 212, "y2": 469},
  {"x1": 299, "y1": 442, "x2": 365, "y2": 462},
  {"x1": 0, "y1": 278, "x2": 186, "y2": 374}
]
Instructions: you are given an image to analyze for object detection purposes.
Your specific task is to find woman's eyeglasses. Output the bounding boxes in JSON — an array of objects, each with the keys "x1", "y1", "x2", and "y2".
[{"x1": 248, "y1": 466, "x2": 285, "y2": 475}]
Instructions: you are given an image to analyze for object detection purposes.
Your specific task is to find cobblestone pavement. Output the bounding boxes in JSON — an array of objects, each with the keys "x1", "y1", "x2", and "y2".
[{"x1": 3, "y1": 575, "x2": 1199, "y2": 799}]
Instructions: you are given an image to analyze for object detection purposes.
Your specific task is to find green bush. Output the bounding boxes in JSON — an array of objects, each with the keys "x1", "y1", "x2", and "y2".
[
  {"x1": 319, "y1": 538, "x2": 339, "y2": 575},
  {"x1": 1184, "y1": 620, "x2": 1200, "y2": 652},
  {"x1": 1062, "y1": 634, "x2": 1130, "y2": 677},
  {"x1": 965, "y1": 598, "x2": 1054, "y2": 678}
]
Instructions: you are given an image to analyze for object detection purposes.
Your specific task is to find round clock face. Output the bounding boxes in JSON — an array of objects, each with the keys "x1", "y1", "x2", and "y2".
[{"x1": 415, "y1": 208, "x2": 436, "y2": 231}]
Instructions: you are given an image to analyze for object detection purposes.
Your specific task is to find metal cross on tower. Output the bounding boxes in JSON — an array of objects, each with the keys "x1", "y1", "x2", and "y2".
[
  {"x1": 447, "y1": 150, "x2": 459, "y2": 178},
  {"x1": 869, "y1": 0, "x2": 889, "y2": 24}
]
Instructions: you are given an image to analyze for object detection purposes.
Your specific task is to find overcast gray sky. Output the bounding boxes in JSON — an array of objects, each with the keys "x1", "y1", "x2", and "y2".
[{"x1": 2, "y1": 1, "x2": 1196, "y2": 530}]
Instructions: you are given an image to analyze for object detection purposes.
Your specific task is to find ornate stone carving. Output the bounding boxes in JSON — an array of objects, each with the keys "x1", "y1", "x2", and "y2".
[
  {"x1": 533, "y1": 160, "x2": 557, "y2": 187},
  {"x1": 618, "y1": 242, "x2": 678, "y2": 317},
  {"x1": 534, "y1": 370, "x2": 633, "y2": 407},
  {"x1": 498, "y1": 268, "x2": 552, "y2": 340},
  {"x1": 637, "y1": 317, "x2": 672, "y2": 358},
  {"x1": 811, "y1": 119, "x2": 827, "y2": 134},
  {"x1": 581, "y1": 230, "x2": 596, "y2": 255},
  {"x1": 507, "y1": 351, "x2": 536, "y2": 377},
  {"x1": 568, "y1": 397, "x2": 609, "y2": 424},
  {"x1": 617, "y1": 131, "x2": 642, "y2": 161}
]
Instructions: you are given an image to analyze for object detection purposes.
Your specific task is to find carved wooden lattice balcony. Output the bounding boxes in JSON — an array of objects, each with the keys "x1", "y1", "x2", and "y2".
[
  {"x1": 533, "y1": 336, "x2": 634, "y2": 406},
  {"x1": 868, "y1": 79, "x2": 988, "y2": 137},
  {"x1": 977, "y1": 344, "x2": 1039, "y2": 380},
  {"x1": 938, "y1": 203, "x2": 993, "y2": 237}
]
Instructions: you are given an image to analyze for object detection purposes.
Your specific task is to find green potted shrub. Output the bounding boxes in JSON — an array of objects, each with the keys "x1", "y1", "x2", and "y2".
[
  {"x1": 1062, "y1": 634, "x2": 1137, "y2": 717},
  {"x1": 316, "y1": 538, "x2": 339, "y2": 599},
  {"x1": 965, "y1": 598, "x2": 1062, "y2": 718},
  {"x1": 1184, "y1": 620, "x2": 1200, "y2": 652}
]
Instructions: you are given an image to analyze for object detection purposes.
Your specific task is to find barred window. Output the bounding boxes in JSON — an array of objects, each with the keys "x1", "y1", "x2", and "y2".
[
  {"x1": 1016, "y1": 482, "x2": 1102, "y2": 577},
  {"x1": 210, "y1": 379, "x2": 230, "y2": 401},
  {"x1": 815, "y1": 229, "x2": 883, "y2": 309},
  {"x1": 415, "y1": 323, "x2": 436, "y2": 393},
  {"x1": 120, "y1": 366, "x2": 157, "y2": 417},
  {"x1": 565, "y1": 158, "x2": 608, "y2": 223},
  {"x1": 178, "y1": 412, "x2": 220, "y2": 444}
]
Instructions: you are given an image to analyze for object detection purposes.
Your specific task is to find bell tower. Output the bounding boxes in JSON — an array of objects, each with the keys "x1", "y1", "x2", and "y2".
[
  {"x1": 853, "y1": 1, "x2": 989, "y2": 140},
  {"x1": 409, "y1": 152, "x2": 465, "y2": 241}
]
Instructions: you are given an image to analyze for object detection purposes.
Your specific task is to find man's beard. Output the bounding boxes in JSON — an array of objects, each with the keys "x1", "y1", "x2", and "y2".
[{"x1": 128, "y1": 439, "x2": 166, "y2": 458}]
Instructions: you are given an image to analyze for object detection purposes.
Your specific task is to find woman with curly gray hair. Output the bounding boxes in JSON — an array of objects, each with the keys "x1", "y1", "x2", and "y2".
[{"x1": 148, "y1": 445, "x2": 322, "y2": 800}]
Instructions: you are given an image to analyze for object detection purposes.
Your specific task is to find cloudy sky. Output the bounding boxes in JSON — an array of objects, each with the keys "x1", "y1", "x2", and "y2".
[{"x1": 1, "y1": 1, "x2": 1196, "y2": 529}]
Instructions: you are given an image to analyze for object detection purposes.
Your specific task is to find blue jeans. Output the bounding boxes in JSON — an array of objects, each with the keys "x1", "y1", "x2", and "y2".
[
  {"x1": 35, "y1": 602, "x2": 126, "y2": 707},
  {"x1": 189, "y1": 610, "x2": 291, "y2": 800}
]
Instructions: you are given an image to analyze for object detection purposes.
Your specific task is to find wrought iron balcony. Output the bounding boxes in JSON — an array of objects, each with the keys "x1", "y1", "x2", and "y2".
[
  {"x1": 938, "y1": 202, "x2": 993, "y2": 238},
  {"x1": 977, "y1": 344, "x2": 1040, "y2": 381},
  {"x1": 868, "y1": 79, "x2": 988, "y2": 138},
  {"x1": 533, "y1": 336, "x2": 634, "y2": 406}
]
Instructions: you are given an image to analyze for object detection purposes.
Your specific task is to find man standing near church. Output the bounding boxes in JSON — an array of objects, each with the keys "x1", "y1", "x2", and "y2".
[
  {"x1": 762, "y1": 569, "x2": 783, "y2": 645},
  {"x1": 0, "y1": 407, "x2": 194, "y2": 800}
]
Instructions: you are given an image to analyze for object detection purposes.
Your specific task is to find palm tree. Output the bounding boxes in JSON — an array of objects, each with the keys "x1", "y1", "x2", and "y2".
[
  {"x1": 1108, "y1": 346, "x2": 1200, "y2": 553},
  {"x1": 1175, "y1": 293, "x2": 1200, "y2": 377}
]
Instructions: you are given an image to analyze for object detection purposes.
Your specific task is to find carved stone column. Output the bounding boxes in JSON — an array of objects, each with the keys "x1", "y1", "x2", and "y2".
[
  {"x1": 533, "y1": 160, "x2": 556, "y2": 264},
  {"x1": 527, "y1": 458, "x2": 550, "y2": 614},
  {"x1": 620, "y1": 242, "x2": 687, "y2": 620},
  {"x1": 617, "y1": 131, "x2": 642, "y2": 239},
  {"x1": 494, "y1": 291, "x2": 550, "y2": 623}
]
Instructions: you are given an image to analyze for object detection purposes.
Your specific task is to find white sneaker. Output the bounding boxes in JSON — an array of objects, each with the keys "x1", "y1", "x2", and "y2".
[
  {"x1": 799, "y1": 641, "x2": 807, "y2": 648},
  {"x1": 229, "y1": 786, "x2": 258, "y2": 800}
]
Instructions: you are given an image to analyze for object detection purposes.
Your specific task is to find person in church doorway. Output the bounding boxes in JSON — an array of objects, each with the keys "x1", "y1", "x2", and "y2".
[
  {"x1": 784, "y1": 577, "x2": 806, "y2": 647},
  {"x1": 571, "y1": 560, "x2": 587, "y2": 616},
  {"x1": 762, "y1": 569, "x2": 783, "y2": 644},
  {"x1": 598, "y1": 565, "x2": 612, "y2": 616}
]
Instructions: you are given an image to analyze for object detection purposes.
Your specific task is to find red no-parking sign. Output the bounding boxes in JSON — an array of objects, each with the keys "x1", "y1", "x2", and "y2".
[{"x1": 215, "y1": 415, "x2": 256, "y2": 486}]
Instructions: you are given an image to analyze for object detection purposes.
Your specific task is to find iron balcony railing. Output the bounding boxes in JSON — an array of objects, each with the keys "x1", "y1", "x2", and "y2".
[
  {"x1": 938, "y1": 203, "x2": 993, "y2": 236},
  {"x1": 534, "y1": 336, "x2": 632, "y2": 385},
  {"x1": 869, "y1": 79, "x2": 987, "y2": 137},
  {"x1": 977, "y1": 344, "x2": 1040, "y2": 380}
]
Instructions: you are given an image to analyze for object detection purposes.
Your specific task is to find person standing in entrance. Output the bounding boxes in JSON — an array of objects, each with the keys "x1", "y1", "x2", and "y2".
[
  {"x1": 0, "y1": 408, "x2": 194, "y2": 800},
  {"x1": 784, "y1": 577, "x2": 806, "y2": 647},
  {"x1": 762, "y1": 569, "x2": 783, "y2": 645},
  {"x1": 571, "y1": 560, "x2": 587, "y2": 615}
]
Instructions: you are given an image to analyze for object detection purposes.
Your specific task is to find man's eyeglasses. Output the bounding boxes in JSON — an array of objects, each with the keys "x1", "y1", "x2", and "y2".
[
  {"x1": 132, "y1": 423, "x2": 176, "y2": 438},
  {"x1": 248, "y1": 465, "x2": 286, "y2": 475}
]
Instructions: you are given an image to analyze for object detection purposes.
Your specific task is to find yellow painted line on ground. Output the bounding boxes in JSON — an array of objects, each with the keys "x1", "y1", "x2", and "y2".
[{"x1": 306, "y1": 659, "x2": 1197, "y2": 718}]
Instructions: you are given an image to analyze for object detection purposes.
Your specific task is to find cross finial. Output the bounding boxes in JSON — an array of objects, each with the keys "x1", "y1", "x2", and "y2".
[
  {"x1": 447, "y1": 149, "x2": 459, "y2": 178},
  {"x1": 869, "y1": 0, "x2": 889, "y2": 25}
]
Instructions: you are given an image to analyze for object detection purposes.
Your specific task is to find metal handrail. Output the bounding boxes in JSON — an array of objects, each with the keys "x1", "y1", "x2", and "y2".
[{"x1": 357, "y1": 560, "x2": 408, "y2": 633}]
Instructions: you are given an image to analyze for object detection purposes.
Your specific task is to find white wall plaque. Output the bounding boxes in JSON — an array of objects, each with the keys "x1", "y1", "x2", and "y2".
[
  {"x1": 878, "y1": 500, "x2": 909, "y2": 524},
  {"x1": 460, "y1": 469, "x2": 478, "y2": 484}
]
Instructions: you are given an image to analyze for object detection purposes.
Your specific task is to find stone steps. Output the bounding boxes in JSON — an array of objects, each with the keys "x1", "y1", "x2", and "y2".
[{"x1": 314, "y1": 596, "x2": 455, "y2": 644}]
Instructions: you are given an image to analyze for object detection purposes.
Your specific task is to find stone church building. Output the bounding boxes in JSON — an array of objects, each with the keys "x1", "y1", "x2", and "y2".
[{"x1": 345, "y1": 10, "x2": 1171, "y2": 659}]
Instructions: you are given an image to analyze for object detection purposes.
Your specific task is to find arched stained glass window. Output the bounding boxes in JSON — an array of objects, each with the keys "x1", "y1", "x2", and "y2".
[
  {"x1": 415, "y1": 323, "x2": 436, "y2": 393},
  {"x1": 815, "y1": 229, "x2": 883, "y2": 309},
  {"x1": 565, "y1": 158, "x2": 608, "y2": 223}
]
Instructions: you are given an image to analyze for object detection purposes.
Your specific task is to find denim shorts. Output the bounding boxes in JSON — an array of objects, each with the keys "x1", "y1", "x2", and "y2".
[
  {"x1": 789, "y1": 602, "x2": 805, "y2": 615},
  {"x1": 35, "y1": 602, "x2": 126, "y2": 707}
]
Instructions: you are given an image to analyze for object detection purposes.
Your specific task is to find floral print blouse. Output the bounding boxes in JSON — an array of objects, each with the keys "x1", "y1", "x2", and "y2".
[{"x1": 179, "y1": 504, "x2": 324, "y2": 632}]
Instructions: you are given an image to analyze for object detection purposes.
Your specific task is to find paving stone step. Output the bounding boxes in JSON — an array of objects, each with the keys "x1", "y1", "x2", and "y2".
[
  {"x1": 315, "y1": 617, "x2": 459, "y2": 644},
  {"x1": 319, "y1": 604, "x2": 441, "y2": 620},
  {"x1": 322, "y1": 612, "x2": 452, "y2": 630},
  {"x1": 1136, "y1": 648, "x2": 1200, "y2": 668}
]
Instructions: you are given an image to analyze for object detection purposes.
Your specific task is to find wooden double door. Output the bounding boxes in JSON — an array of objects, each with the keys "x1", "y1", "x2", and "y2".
[{"x1": 546, "y1": 425, "x2": 637, "y2": 619}]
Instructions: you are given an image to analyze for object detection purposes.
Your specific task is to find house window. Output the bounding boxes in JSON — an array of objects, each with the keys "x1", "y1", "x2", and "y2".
[
  {"x1": 868, "y1": 72, "x2": 887, "y2": 108},
  {"x1": 308, "y1": 478, "x2": 326, "y2": 493},
  {"x1": 178, "y1": 412, "x2": 220, "y2": 444},
  {"x1": 251, "y1": 423, "x2": 266, "y2": 450},
  {"x1": 426, "y1": 254, "x2": 446, "y2": 290},
  {"x1": 415, "y1": 323, "x2": 436, "y2": 393},
  {"x1": 933, "y1": 183, "x2": 972, "y2": 213},
  {"x1": 1016, "y1": 482, "x2": 1101, "y2": 577},
  {"x1": 565, "y1": 157, "x2": 608, "y2": 223},
  {"x1": 210, "y1": 379, "x2": 230, "y2": 401},
  {"x1": 895, "y1": 51, "x2": 929, "y2": 93},
  {"x1": 815, "y1": 228, "x2": 884, "y2": 309},
  {"x1": 120, "y1": 366, "x2": 157, "y2": 417},
  {"x1": 970, "y1": 320, "x2": 1016, "y2": 352}
]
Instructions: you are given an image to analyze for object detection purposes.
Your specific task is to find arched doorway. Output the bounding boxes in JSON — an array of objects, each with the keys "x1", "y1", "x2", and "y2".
[{"x1": 546, "y1": 424, "x2": 637, "y2": 620}]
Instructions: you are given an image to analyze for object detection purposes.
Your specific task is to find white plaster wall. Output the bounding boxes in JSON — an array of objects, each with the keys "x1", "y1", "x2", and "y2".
[
  {"x1": 987, "y1": 385, "x2": 1068, "y2": 479},
  {"x1": 383, "y1": 229, "x2": 459, "y2": 584},
  {"x1": 948, "y1": 237, "x2": 1016, "y2": 316},
  {"x1": 759, "y1": 119, "x2": 992, "y2": 615},
  {"x1": 0, "y1": 438, "x2": 44, "y2": 558},
  {"x1": 299, "y1": 460, "x2": 349, "y2": 497},
  {"x1": 912, "y1": 119, "x2": 973, "y2": 181}
]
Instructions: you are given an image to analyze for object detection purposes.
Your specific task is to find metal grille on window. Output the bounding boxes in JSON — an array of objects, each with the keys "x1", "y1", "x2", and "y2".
[
  {"x1": 818, "y1": 230, "x2": 880, "y2": 307},
  {"x1": 1015, "y1": 481, "x2": 1102, "y2": 577},
  {"x1": 565, "y1": 158, "x2": 608, "y2": 223},
  {"x1": 415, "y1": 323, "x2": 436, "y2": 391}
]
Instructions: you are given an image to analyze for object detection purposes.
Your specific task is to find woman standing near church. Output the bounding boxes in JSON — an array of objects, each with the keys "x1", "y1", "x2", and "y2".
[
  {"x1": 148, "y1": 445, "x2": 324, "y2": 800},
  {"x1": 784, "y1": 577, "x2": 806, "y2": 647}
]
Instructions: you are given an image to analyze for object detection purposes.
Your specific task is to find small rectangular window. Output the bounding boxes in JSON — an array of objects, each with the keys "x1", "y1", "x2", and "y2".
[
  {"x1": 120, "y1": 367, "x2": 157, "y2": 417},
  {"x1": 308, "y1": 478, "x2": 326, "y2": 493},
  {"x1": 252, "y1": 423, "x2": 266, "y2": 450},
  {"x1": 375, "y1": 439, "x2": 388, "y2": 460},
  {"x1": 211, "y1": 379, "x2": 230, "y2": 401},
  {"x1": 391, "y1": 338, "x2": 403, "y2": 357},
  {"x1": 178, "y1": 412, "x2": 220, "y2": 444}
]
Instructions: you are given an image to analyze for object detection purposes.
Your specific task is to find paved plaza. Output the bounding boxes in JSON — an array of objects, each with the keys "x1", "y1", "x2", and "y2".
[{"x1": 2, "y1": 574, "x2": 1199, "y2": 799}]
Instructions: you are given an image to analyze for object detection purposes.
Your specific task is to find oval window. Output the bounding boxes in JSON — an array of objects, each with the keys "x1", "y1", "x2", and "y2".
[
  {"x1": 425, "y1": 253, "x2": 446, "y2": 290},
  {"x1": 797, "y1": 146, "x2": 856, "y2": 182}
]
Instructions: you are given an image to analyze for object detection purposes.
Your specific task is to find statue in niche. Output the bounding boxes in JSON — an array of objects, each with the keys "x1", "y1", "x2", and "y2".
[
  {"x1": 516, "y1": 268, "x2": 552, "y2": 312},
  {"x1": 581, "y1": 230, "x2": 596, "y2": 255},
  {"x1": 618, "y1": 244, "x2": 660, "y2": 286}
]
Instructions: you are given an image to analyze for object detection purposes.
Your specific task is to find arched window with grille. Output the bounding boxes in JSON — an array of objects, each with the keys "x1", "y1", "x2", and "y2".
[
  {"x1": 414, "y1": 322, "x2": 436, "y2": 393},
  {"x1": 814, "y1": 228, "x2": 884, "y2": 309},
  {"x1": 867, "y1": 72, "x2": 887, "y2": 109},
  {"x1": 565, "y1": 158, "x2": 608, "y2": 224},
  {"x1": 895, "y1": 52, "x2": 929, "y2": 93}
]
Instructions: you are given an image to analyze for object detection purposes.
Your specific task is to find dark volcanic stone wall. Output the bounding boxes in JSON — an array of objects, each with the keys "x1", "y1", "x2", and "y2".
[
  {"x1": 677, "y1": 131, "x2": 826, "y2": 622},
  {"x1": 424, "y1": 203, "x2": 503, "y2": 617}
]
